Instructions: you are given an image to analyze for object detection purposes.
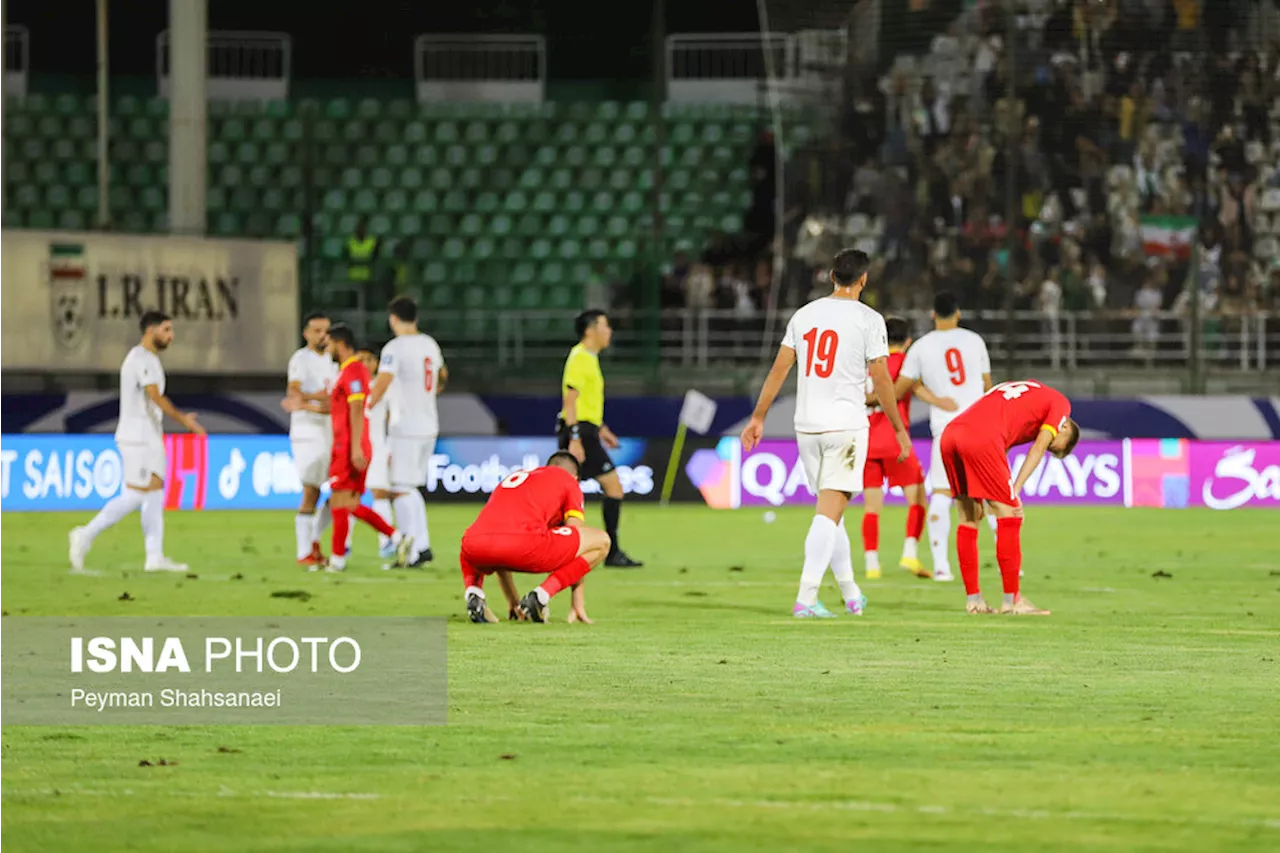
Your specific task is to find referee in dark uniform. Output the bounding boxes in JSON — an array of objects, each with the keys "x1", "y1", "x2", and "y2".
[{"x1": 556, "y1": 310, "x2": 643, "y2": 568}]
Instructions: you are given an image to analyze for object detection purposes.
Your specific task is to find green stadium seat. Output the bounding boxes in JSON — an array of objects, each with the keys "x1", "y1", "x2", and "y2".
[
  {"x1": 321, "y1": 237, "x2": 345, "y2": 259},
  {"x1": 121, "y1": 210, "x2": 147, "y2": 232},
  {"x1": 429, "y1": 168, "x2": 453, "y2": 190},
  {"x1": 405, "y1": 121, "x2": 427, "y2": 144},
  {"x1": 234, "y1": 141, "x2": 260, "y2": 165},
  {"x1": 373, "y1": 121, "x2": 399, "y2": 145},
  {"x1": 529, "y1": 238, "x2": 552, "y2": 260},
  {"x1": 76, "y1": 186, "x2": 99, "y2": 211},
  {"x1": 371, "y1": 167, "x2": 393, "y2": 190},
  {"x1": 413, "y1": 146, "x2": 439, "y2": 168},
  {"x1": 51, "y1": 138, "x2": 77, "y2": 161},
  {"x1": 564, "y1": 146, "x2": 587, "y2": 168},
  {"x1": 443, "y1": 190, "x2": 467, "y2": 214},
  {"x1": 582, "y1": 124, "x2": 608, "y2": 146},
  {"x1": 490, "y1": 214, "x2": 513, "y2": 237},
  {"x1": 518, "y1": 168, "x2": 545, "y2": 190},
  {"x1": 206, "y1": 185, "x2": 227, "y2": 211},
  {"x1": 46, "y1": 184, "x2": 71, "y2": 209},
  {"x1": 427, "y1": 285, "x2": 456, "y2": 310},
  {"x1": 212, "y1": 211, "x2": 239, "y2": 235},
  {"x1": 323, "y1": 145, "x2": 349, "y2": 168},
  {"x1": 547, "y1": 214, "x2": 570, "y2": 238},
  {"x1": 384, "y1": 188, "x2": 408, "y2": 212},
  {"x1": 261, "y1": 188, "x2": 286, "y2": 212},
  {"x1": 38, "y1": 115, "x2": 65, "y2": 138},
  {"x1": 341, "y1": 167, "x2": 363, "y2": 189},
  {"x1": 353, "y1": 189, "x2": 378, "y2": 214},
  {"x1": 423, "y1": 261, "x2": 448, "y2": 286},
  {"x1": 562, "y1": 191, "x2": 585, "y2": 214},
  {"x1": 263, "y1": 141, "x2": 289, "y2": 166},
  {"x1": 498, "y1": 236, "x2": 523, "y2": 260},
  {"x1": 624, "y1": 102, "x2": 648, "y2": 122},
  {"x1": 579, "y1": 168, "x2": 604, "y2": 190},
  {"x1": 143, "y1": 141, "x2": 166, "y2": 164},
  {"x1": 246, "y1": 212, "x2": 272, "y2": 236},
  {"x1": 504, "y1": 191, "x2": 529, "y2": 213},
  {"x1": 386, "y1": 144, "x2": 409, "y2": 168},
  {"x1": 67, "y1": 115, "x2": 94, "y2": 139},
  {"x1": 475, "y1": 144, "x2": 498, "y2": 167},
  {"x1": 207, "y1": 140, "x2": 230, "y2": 165},
  {"x1": 474, "y1": 191, "x2": 499, "y2": 215},
  {"x1": 495, "y1": 122, "x2": 520, "y2": 145},
  {"x1": 489, "y1": 167, "x2": 516, "y2": 191},
  {"x1": 355, "y1": 99, "x2": 381, "y2": 121},
  {"x1": 427, "y1": 213, "x2": 452, "y2": 236},
  {"x1": 231, "y1": 187, "x2": 258, "y2": 213},
  {"x1": 557, "y1": 239, "x2": 581, "y2": 260},
  {"x1": 355, "y1": 145, "x2": 379, "y2": 168},
  {"x1": 6, "y1": 160, "x2": 29, "y2": 185},
  {"x1": 368, "y1": 214, "x2": 392, "y2": 235},
  {"x1": 323, "y1": 189, "x2": 347, "y2": 212},
  {"x1": 586, "y1": 238, "x2": 610, "y2": 260},
  {"x1": 14, "y1": 184, "x2": 40, "y2": 209},
  {"x1": 459, "y1": 213, "x2": 483, "y2": 238},
  {"x1": 464, "y1": 122, "x2": 488, "y2": 144},
  {"x1": 222, "y1": 118, "x2": 247, "y2": 141},
  {"x1": 413, "y1": 189, "x2": 439, "y2": 213},
  {"x1": 312, "y1": 119, "x2": 337, "y2": 143},
  {"x1": 396, "y1": 213, "x2": 422, "y2": 237},
  {"x1": 471, "y1": 237, "x2": 496, "y2": 261},
  {"x1": 326, "y1": 99, "x2": 352, "y2": 119},
  {"x1": 540, "y1": 262, "x2": 566, "y2": 287},
  {"x1": 590, "y1": 191, "x2": 615, "y2": 213},
  {"x1": 341, "y1": 122, "x2": 365, "y2": 144},
  {"x1": 607, "y1": 169, "x2": 632, "y2": 192},
  {"x1": 34, "y1": 161, "x2": 59, "y2": 185},
  {"x1": 533, "y1": 191, "x2": 556, "y2": 214},
  {"x1": 515, "y1": 212, "x2": 542, "y2": 237},
  {"x1": 58, "y1": 209, "x2": 87, "y2": 230},
  {"x1": 116, "y1": 95, "x2": 141, "y2": 116},
  {"x1": 276, "y1": 214, "x2": 302, "y2": 239},
  {"x1": 433, "y1": 122, "x2": 459, "y2": 144},
  {"x1": 29, "y1": 209, "x2": 54, "y2": 229}
]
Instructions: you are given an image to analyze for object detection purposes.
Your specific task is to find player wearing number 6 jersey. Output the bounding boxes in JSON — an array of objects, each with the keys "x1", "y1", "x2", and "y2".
[
  {"x1": 366, "y1": 296, "x2": 447, "y2": 567},
  {"x1": 939, "y1": 379, "x2": 1080, "y2": 615},
  {"x1": 897, "y1": 292, "x2": 993, "y2": 581},
  {"x1": 742, "y1": 249, "x2": 911, "y2": 618}
]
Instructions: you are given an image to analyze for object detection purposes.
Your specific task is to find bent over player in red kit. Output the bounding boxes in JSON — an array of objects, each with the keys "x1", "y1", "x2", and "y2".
[
  {"x1": 939, "y1": 379, "x2": 1080, "y2": 615},
  {"x1": 460, "y1": 452, "x2": 611, "y2": 624},
  {"x1": 321, "y1": 323, "x2": 413, "y2": 572}
]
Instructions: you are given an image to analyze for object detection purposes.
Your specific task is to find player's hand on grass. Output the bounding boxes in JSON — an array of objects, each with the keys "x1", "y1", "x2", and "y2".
[
  {"x1": 741, "y1": 417, "x2": 764, "y2": 452},
  {"x1": 567, "y1": 607, "x2": 593, "y2": 624},
  {"x1": 936, "y1": 397, "x2": 960, "y2": 412},
  {"x1": 351, "y1": 448, "x2": 368, "y2": 471},
  {"x1": 599, "y1": 426, "x2": 620, "y2": 449},
  {"x1": 568, "y1": 438, "x2": 586, "y2": 462},
  {"x1": 894, "y1": 428, "x2": 912, "y2": 463}
]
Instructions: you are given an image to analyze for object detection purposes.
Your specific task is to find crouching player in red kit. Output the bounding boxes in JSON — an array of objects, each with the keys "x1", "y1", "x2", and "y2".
[
  {"x1": 322, "y1": 324, "x2": 413, "y2": 572},
  {"x1": 460, "y1": 452, "x2": 610, "y2": 624},
  {"x1": 939, "y1": 380, "x2": 1080, "y2": 615}
]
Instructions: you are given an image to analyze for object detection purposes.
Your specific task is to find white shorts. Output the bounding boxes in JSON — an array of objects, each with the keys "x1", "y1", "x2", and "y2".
[
  {"x1": 928, "y1": 436, "x2": 950, "y2": 492},
  {"x1": 366, "y1": 439, "x2": 392, "y2": 492},
  {"x1": 292, "y1": 440, "x2": 331, "y2": 488},
  {"x1": 389, "y1": 434, "x2": 437, "y2": 489},
  {"x1": 797, "y1": 428, "x2": 868, "y2": 496},
  {"x1": 119, "y1": 439, "x2": 166, "y2": 489}
]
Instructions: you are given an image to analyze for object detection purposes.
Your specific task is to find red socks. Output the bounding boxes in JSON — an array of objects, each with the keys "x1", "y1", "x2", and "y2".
[
  {"x1": 905, "y1": 504, "x2": 925, "y2": 541},
  {"x1": 861, "y1": 513, "x2": 879, "y2": 552},
  {"x1": 460, "y1": 558, "x2": 483, "y2": 591},
  {"x1": 331, "y1": 507, "x2": 351, "y2": 557},
  {"x1": 956, "y1": 524, "x2": 980, "y2": 595},
  {"x1": 996, "y1": 516, "x2": 1023, "y2": 596},
  {"x1": 354, "y1": 504, "x2": 396, "y2": 537},
  {"x1": 540, "y1": 556, "x2": 592, "y2": 598}
]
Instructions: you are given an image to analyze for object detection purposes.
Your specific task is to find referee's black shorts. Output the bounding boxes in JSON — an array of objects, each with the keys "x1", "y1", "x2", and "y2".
[{"x1": 555, "y1": 420, "x2": 615, "y2": 481}]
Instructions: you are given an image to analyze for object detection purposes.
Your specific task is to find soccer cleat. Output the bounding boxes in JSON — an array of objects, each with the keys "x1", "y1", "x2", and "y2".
[
  {"x1": 865, "y1": 566, "x2": 883, "y2": 580},
  {"x1": 1000, "y1": 595, "x2": 1050, "y2": 616},
  {"x1": 466, "y1": 592, "x2": 499, "y2": 624},
  {"x1": 144, "y1": 556, "x2": 188, "y2": 573},
  {"x1": 844, "y1": 594, "x2": 867, "y2": 616},
  {"x1": 68, "y1": 527, "x2": 89, "y2": 572},
  {"x1": 394, "y1": 533, "x2": 415, "y2": 567},
  {"x1": 518, "y1": 591, "x2": 548, "y2": 623},
  {"x1": 899, "y1": 557, "x2": 931, "y2": 579},
  {"x1": 322, "y1": 557, "x2": 346, "y2": 573},
  {"x1": 604, "y1": 550, "x2": 643, "y2": 568},
  {"x1": 792, "y1": 601, "x2": 837, "y2": 619},
  {"x1": 965, "y1": 598, "x2": 995, "y2": 614},
  {"x1": 933, "y1": 568, "x2": 955, "y2": 583},
  {"x1": 378, "y1": 540, "x2": 398, "y2": 559},
  {"x1": 409, "y1": 548, "x2": 434, "y2": 567},
  {"x1": 297, "y1": 546, "x2": 324, "y2": 568}
]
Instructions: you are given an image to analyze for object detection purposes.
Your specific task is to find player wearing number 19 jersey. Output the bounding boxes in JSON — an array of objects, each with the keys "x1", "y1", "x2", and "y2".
[
  {"x1": 741, "y1": 249, "x2": 911, "y2": 619},
  {"x1": 898, "y1": 292, "x2": 993, "y2": 581},
  {"x1": 940, "y1": 379, "x2": 1080, "y2": 615}
]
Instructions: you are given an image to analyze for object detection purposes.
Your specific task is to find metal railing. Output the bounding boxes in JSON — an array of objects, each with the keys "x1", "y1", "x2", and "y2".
[
  {"x1": 4, "y1": 25, "x2": 28, "y2": 98},
  {"x1": 157, "y1": 30, "x2": 291, "y2": 101},
  {"x1": 327, "y1": 306, "x2": 1279, "y2": 375},
  {"x1": 412, "y1": 35, "x2": 546, "y2": 103},
  {"x1": 665, "y1": 31, "x2": 844, "y2": 104}
]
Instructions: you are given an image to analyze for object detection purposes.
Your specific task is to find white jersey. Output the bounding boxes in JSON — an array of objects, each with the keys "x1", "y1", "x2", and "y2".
[
  {"x1": 900, "y1": 327, "x2": 992, "y2": 436},
  {"x1": 115, "y1": 345, "x2": 165, "y2": 444},
  {"x1": 286, "y1": 347, "x2": 337, "y2": 442},
  {"x1": 366, "y1": 392, "x2": 391, "y2": 447},
  {"x1": 781, "y1": 296, "x2": 889, "y2": 433},
  {"x1": 378, "y1": 332, "x2": 445, "y2": 438}
]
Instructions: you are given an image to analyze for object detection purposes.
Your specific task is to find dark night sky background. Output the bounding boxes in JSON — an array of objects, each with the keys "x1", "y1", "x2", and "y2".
[{"x1": 7, "y1": 0, "x2": 767, "y2": 81}]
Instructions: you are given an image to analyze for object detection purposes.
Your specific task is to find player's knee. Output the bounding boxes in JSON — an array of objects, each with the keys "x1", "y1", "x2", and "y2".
[{"x1": 581, "y1": 527, "x2": 611, "y2": 559}]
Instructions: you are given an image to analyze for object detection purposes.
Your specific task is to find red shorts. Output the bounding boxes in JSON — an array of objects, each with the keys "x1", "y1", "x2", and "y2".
[
  {"x1": 939, "y1": 425, "x2": 1015, "y2": 505},
  {"x1": 460, "y1": 526, "x2": 581, "y2": 576},
  {"x1": 863, "y1": 452, "x2": 925, "y2": 490},
  {"x1": 329, "y1": 444, "x2": 369, "y2": 494}
]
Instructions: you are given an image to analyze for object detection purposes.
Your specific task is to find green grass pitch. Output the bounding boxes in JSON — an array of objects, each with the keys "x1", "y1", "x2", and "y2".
[{"x1": 2, "y1": 504, "x2": 1278, "y2": 851}]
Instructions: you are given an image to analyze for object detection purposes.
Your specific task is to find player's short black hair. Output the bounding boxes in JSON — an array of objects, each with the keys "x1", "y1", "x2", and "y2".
[
  {"x1": 328, "y1": 323, "x2": 357, "y2": 351},
  {"x1": 388, "y1": 296, "x2": 418, "y2": 324},
  {"x1": 933, "y1": 291, "x2": 960, "y2": 318},
  {"x1": 547, "y1": 451, "x2": 580, "y2": 474},
  {"x1": 885, "y1": 316, "x2": 911, "y2": 346},
  {"x1": 1060, "y1": 418, "x2": 1082, "y2": 457},
  {"x1": 575, "y1": 309, "x2": 607, "y2": 340},
  {"x1": 831, "y1": 249, "x2": 871, "y2": 286},
  {"x1": 140, "y1": 310, "x2": 170, "y2": 334},
  {"x1": 302, "y1": 310, "x2": 328, "y2": 329}
]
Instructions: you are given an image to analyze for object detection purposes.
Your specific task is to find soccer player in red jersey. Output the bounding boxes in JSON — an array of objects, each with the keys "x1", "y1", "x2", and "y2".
[
  {"x1": 322, "y1": 324, "x2": 412, "y2": 572},
  {"x1": 860, "y1": 317, "x2": 941, "y2": 580},
  {"x1": 938, "y1": 379, "x2": 1080, "y2": 615},
  {"x1": 460, "y1": 452, "x2": 611, "y2": 624}
]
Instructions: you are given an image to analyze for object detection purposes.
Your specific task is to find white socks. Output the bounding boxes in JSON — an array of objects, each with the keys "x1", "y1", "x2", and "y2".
[
  {"x1": 828, "y1": 518, "x2": 862, "y2": 604},
  {"x1": 797, "y1": 515, "x2": 837, "y2": 606},
  {"x1": 312, "y1": 501, "x2": 332, "y2": 547},
  {"x1": 294, "y1": 514, "x2": 314, "y2": 559},
  {"x1": 83, "y1": 488, "x2": 146, "y2": 543},
  {"x1": 864, "y1": 550, "x2": 881, "y2": 573},
  {"x1": 534, "y1": 586, "x2": 550, "y2": 605},
  {"x1": 140, "y1": 490, "x2": 165, "y2": 560},
  {"x1": 393, "y1": 490, "x2": 429, "y2": 554},
  {"x1": 373, "y1": 498, "x2": 394, "y2": 548},
  {"x1": 927, "y1": 493, "x2": 953, "y2": 576}
]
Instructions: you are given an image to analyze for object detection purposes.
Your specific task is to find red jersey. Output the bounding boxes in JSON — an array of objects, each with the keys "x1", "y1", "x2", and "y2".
[
  {"x1": 867, "y1": 350, "x2": 911, "y2": 457},
  {"x1": 467, "y1": 466, "x2": 586, "y2": 535},
  {"x1": 330, "y1": 356, "x2": 373, "y2": 453},
  {"x1": 954, "y1": 380, "x2": 1071, "y2": 450}
]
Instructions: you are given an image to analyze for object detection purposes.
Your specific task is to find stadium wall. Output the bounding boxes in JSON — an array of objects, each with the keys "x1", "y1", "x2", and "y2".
[
  {"x1": 5, "y1": 393, "x2": 1280, "y2": 440},
  {"x1": 1, "y1": 435, "x2": 1276, "y2": 513}
]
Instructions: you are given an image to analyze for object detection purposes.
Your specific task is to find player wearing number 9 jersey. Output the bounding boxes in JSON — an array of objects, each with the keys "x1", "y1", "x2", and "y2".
[
  {"x1": 940, "y1": 379, "x2": 1080, "y2": 616},
  {"x1": 367, "y1": 296, "x2": 448, "y2": 567},
  {"x1": 460, "y1": 453, "x2": 612, "y2": 625},
  {"x1": 897, "y1": 292, "x2": 993, "y2": 581},
  {"x1": 742, "y1": 249, "x2": 911, "y2": 619}
]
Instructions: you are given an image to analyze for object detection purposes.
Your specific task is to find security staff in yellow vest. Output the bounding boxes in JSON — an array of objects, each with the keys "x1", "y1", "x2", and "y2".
[
  {"x1": 556, "y1": 310, "x2": 643, "y2": 568},
  {"x1": 345, "y1": 216, "x2": 380, "y2": 287}
]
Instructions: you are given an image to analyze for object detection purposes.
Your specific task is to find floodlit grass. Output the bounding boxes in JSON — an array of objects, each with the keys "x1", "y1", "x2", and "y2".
[{"x1": 2, "y1": 505, "x2": 1278, "y2": 851}]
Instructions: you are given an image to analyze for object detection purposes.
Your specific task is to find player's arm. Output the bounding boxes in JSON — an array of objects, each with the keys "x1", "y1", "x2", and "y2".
[
  {"x1": 348, "y1": 389, "x2": 368, "y2": 469},
  {"x1": 868, "y1": 357, "x2": 911, "y2": 462},
  {"x1": 367, "y1": 371, "x2": 394, "y2": 409},
  {"x1": 1010, "y1": 427, "x2": 1056, "y2": 509},
  {"x1": 598, "y1": 423, "x2": 619, "y2": 449},
  {"x1": 567, "y1": 581, "x2": 592, "y2": 624},
  {"x1": 437, "y1": 364, "x2": 449, "y2": 393},
  {"x1": 741, "y1": 345, "x2": 796, "y2": 452},
  {"x1": 145, "y1": 384, "x2": 205, "y2": 435},
  {"x1": 562, "y1": 355, "x2": 588, "y2": 460},
  {"x1": 982, "y1": 373, "x2": 993, "y2": 392},
  {"x1": 911, "y1": 381, "x2": 958, "y2": 412}
]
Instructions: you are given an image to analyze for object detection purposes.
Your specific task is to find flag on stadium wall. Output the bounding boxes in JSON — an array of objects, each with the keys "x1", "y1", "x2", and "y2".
[{"x1": 1140, "y1": 215, "x2": 1197, "y2": 260}]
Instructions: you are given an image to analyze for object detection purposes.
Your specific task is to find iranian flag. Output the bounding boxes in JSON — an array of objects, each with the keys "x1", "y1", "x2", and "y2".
[
  {"x1": 49, "y1": 242, "x2": 86, "y2": 280},
  {"x1": 1140, "y1": 215, "x2": 1197, "y2": 260}
]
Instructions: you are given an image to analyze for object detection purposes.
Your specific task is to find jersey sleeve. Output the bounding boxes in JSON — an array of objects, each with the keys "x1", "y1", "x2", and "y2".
[
  {"x1": 1039, "y1": 389, "x2": 1072, "y2": 437},
  {"x1": 377, "y1": 341, "x2": 396, "y2": 379},
  {"x1": 286, "y1": 352, "x2": 305, "y2": 384},
  {"x1": 901, "y1": 342, "x2": 922, "y2": 380},
  {"x1": 136, "y1": 355, "x2": 160, "y2": 388},
  {"x1": 562, "y1": 350, "x2": 590, "y2": 391},
  {"x1": 780, "y1": 315, "x2": 796, "y2": 350},
  {"x1": 346, "y1": 367, "x2": 367, "y2": 402},
  {"x1": 865, "y1": 312, "x2": 889, "y2": 362},
  {"x1": 560, "y1": 470, "x2": 586, "y2": 521}
]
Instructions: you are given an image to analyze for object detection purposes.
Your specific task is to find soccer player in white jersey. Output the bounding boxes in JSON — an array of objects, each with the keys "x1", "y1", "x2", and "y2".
[
  {"x1": 366, "y1": 296, "x2": 448, "y2": 567},
  {"x1": 284, "y1": 311, "x2": 338, "y2": 566},
  {"x1": 742, "y1": 249, "x2": 911, "y2": 618},
  {"x1": 357, "y1": 348, "x2": 398, "y2": 559},
  {"x1": 69, "y1": 311, "x2": 205, "y2": 573},
  {"x1": 897, "y1": 292, "x2": 994, "y2": 581}
]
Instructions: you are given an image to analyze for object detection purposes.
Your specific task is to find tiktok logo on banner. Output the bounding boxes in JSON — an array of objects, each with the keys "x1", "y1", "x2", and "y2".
[{"x1": 1201, "y1": 445, "x2": 1280, "y2": 510}]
